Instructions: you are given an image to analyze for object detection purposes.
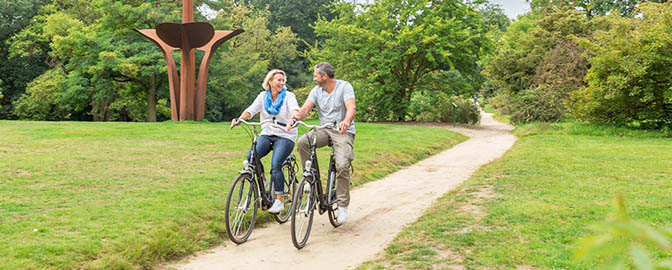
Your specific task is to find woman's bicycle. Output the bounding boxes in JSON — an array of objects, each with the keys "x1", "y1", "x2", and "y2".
[
  {"x1": 225, "y1": 118, "x2": 299, "y2": 244},
  {"x1": 290, "y1": 121, "x2": 347, "y2": 249}
]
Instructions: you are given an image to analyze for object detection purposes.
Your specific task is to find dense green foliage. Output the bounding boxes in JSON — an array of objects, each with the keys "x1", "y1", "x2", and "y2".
[
  {"x1": 528, "y1": 0, "x2": 668, "y2": 17},
  {"x1": 234, "y1": 0, "x2": 336, "y2": 90},
  {"x1": 205, "y1": 5, "x2": 301, "y2": 122},
  {"x1": 485, "y1": 1, "x2": 672, "y2": 130},
  {"x1": 1, "y1": 0, "x2": 503, "y2": 124},
  {"x1": 8, "y1": 0, "x2": 182, "y2": 121},
  {"x1": 483, "y1": 7, "x2": 594, "y2": 123},
  {"x1": 310, "y1": 0, "x2": 491, "y2": 121},
  {"x1": 3, "y1": 0, "x2": 308, "y2": 122},
  {"x1": 0, "y1": 120, "x2": 465, "y2": 269},
  {"x1": 570, "y1": 2, "x2": 672, "y2": 130},
  {"x1": 0, "y1": 0, "x2": 50, "y2": 119}
]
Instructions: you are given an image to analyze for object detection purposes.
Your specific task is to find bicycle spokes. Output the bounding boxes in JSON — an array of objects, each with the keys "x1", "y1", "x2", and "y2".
[{"x1": 225, "y1": 174, "x2": 258, "y2": 244}]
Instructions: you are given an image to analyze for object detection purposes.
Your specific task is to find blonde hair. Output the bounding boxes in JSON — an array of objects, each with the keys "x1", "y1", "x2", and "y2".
[{"x1": 262, "y1": 69, "x2": 287, "y2": 90}]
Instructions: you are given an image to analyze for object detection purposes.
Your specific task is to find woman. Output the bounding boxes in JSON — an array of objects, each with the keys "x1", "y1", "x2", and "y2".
[{"x1": 231, "y1": 69, "x2": 299, "y2": 214}]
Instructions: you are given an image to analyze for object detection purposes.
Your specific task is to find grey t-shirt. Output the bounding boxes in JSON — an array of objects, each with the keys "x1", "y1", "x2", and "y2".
[{"x1": 307, "y1": 80, "x2": 356, "y2": 135}]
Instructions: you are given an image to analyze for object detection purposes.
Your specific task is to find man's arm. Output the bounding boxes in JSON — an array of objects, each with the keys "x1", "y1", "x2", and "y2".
[
  {"x1": 286, "y1": 100, "x2": 315, "y2": 130},
  {"x1": 293, "y1": 100, "x2": 315, "y2": 120},
  {"x1": 338, "y1": 98, "x2": 356, "y2": 135}
]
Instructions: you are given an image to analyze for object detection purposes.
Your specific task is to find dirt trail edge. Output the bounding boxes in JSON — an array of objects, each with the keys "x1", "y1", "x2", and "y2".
[{"x1": 169, "y1": 112, "x2": 515, "y2": 270}]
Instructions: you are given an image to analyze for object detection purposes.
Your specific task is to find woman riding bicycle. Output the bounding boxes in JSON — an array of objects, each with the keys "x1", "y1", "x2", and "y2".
[{"x1": 230, "y1": 69, "x2": 299, "y2": 214}]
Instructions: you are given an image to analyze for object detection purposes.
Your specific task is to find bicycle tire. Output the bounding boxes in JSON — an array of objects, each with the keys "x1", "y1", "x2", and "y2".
[
  {"x1": 291, "y1": 176, "x2": 315, "y2": 249},
  {"x1": 326, "y1": 169, "x2": 342, "y2": 228},
  {"x1": 273, "y1": 159, "x2": 297, "y2": 224},
  {"x1": 225, "y1": 174, "x2": 259, "y2": 244}
]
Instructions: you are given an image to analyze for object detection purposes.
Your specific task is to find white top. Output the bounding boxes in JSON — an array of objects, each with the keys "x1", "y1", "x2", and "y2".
[{"x1": 244, "y1": 91, "x2": 300, "y2": 142}]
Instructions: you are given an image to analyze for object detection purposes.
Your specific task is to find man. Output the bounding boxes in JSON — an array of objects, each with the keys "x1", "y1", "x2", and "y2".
[{"x1": 287, "y1": 62, "x2": 356, "y2": 224}]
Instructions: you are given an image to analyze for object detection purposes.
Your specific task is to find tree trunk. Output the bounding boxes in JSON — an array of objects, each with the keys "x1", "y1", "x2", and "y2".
[{"x1": 146, "y1": 75, "x2": 157, "y2": 122}]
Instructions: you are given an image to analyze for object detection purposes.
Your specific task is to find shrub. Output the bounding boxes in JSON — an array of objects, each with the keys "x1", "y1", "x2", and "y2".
[
  {"x1": 570, "y1": 2, "x2": 672, "y2": 130},
  {"x1": 408, "y1": 91, "x2": 480, "y2": 125},
  {"x1": 508, "y1": 84, "x2": 565, "y2": 124},
  {"x1": 488, "y1": 92, "x2": 512, "y2": 115},
  {"x1": 13, "y1": 69, "x2": 68, "y2": 120}
]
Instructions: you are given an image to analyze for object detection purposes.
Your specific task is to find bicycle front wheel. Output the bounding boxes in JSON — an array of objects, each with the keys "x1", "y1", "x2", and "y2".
[
  {"x1": 225, "y1": 174, "x2": 259, "y2": 244},
  {"x1": 326, "y1": 169, "x2": 342, "y2": 228},
  {"x1": 291, "y1": 176, "x2": 315, "y2": 249},
  {"x1": 273, "y1": 158, "x2": 298, "y2": 224}
]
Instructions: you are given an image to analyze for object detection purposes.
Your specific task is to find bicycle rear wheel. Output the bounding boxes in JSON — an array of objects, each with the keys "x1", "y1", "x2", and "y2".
[
  {"x1": 225, "y1": 174, "x2": 259, "y2": 244},
  {"x1": 273, "y1": 158, "x2": 297, "y2": 224},
  {"x1": 326, "y1": 169, "x2": 342, "y2": 228},
  {"x1": 291, "y1": 176, "x2": 315, "y2": 249}
]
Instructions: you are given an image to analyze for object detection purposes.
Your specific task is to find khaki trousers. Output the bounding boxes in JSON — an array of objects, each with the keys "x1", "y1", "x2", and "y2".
[{"x1": 297, "y1": 129, "x2": 354, "y2": 207}]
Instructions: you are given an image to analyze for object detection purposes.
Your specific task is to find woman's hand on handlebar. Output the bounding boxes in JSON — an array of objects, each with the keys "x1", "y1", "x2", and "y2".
[
  {"x1": 286, "y1": 118, "x2": 297, "y2": 131},
  {"x1": 230, "y1": 118, "x2": 240, "y2": 129}
]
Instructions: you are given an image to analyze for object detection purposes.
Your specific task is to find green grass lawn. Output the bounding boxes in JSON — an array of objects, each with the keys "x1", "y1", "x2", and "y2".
[
  {"x1": 360, "y1": 122, "x2": 672, "y2": 269},
  {"x1": 0, "y1": 120, "x2": 466, "y2": 270}
]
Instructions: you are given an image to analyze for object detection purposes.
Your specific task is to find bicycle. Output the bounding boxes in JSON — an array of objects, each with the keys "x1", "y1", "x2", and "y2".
[
  {"x1": 290, "y1": 120, "x2": 349, "y2": 249},
  {"x1": 225, "y1": 118, "x2": 299, "y2": 244}
]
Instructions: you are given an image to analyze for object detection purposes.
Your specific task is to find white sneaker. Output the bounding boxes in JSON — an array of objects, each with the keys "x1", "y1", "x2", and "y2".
[
  {"x1": 337, "y1": 206, "x2": 348, "y2": 224},
  {"x1": 268, "y1": 199, "x2": 284, "y2": 214}
]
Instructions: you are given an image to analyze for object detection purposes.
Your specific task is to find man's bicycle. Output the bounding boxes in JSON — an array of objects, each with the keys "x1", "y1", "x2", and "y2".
[
  {"x1": 290, "y1": 121, "x2": 347, "y2": 249},
  {"x1": 225, "y1": 118, "x2": 299, "y2": 244}
]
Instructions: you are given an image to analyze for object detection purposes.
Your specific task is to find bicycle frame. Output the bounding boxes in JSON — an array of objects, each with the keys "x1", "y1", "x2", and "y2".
[
  {"x1": 298, "y1": 122, "x2": 338, "y2": 214},
  {"x1": 235, "y1": 118, "x2": 284, "y2": 210}
]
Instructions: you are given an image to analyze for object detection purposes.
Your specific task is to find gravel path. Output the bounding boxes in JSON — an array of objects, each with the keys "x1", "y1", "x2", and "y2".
[{"x1": 169, "y1": 112, "x2": 515, "y2": 270}]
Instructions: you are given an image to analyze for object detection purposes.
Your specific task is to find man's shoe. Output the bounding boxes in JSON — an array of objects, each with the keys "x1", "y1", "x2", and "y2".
[
  {"x1": 337, "y1": 206, "x2": 347, "y2": 224},
  {"x1": 268, "y1": 199, "x2": 284, "y2": 214}
]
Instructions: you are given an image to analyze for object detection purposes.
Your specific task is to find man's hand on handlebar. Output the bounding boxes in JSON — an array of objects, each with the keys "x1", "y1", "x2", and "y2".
[{"x1": 338, "y1": 121, "x2": 349, "y2": 135}]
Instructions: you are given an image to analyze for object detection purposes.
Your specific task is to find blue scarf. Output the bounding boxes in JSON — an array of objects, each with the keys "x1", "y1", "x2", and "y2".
[{"x1": 264, "y1": 88, "x2": 286, "y2": 115}]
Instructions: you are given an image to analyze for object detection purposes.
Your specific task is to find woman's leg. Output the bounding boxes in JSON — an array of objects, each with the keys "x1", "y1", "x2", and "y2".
[
  {"x1": 248, "y1": 135, "x2": 272, "y2": 175},
  {"x1": 270, "y1": 137, "x2": 295, "y2": 197}
]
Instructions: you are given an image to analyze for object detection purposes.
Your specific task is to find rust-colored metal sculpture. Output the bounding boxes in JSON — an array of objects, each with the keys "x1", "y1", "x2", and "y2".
[{"x1": 135, "y1": 0, "x2": 243, "y2": 121}]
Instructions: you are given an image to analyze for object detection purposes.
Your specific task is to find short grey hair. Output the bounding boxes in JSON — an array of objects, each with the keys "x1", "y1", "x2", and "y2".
[
  {"x1": 262, "y1": 69, "x2": 287, "y2": 90},
  {"x1": 314, "y1": 62, "x2": 334, "y2": 78}
]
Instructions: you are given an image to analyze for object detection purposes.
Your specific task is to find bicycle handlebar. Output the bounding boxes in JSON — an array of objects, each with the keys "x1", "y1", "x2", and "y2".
[
  {"x1": 292, "y1": 120, "x2": 335, "y2": 130},
  {"x1": 231, "y1": 118, "x2": 289, "y2": 129}
]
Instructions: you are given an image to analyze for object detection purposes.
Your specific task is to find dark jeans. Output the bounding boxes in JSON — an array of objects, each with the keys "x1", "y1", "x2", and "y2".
[{"x1": 247, "y1": 135, "x2": 295, "y2": 194}]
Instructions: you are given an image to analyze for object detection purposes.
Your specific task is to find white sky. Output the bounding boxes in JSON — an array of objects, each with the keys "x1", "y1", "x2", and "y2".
[
  {"x1": 203, "y1": 1, "x2": 531, "y2": 21},
  {"x1": 487, "y1": 0, "x2": 531, "y2": 19}
]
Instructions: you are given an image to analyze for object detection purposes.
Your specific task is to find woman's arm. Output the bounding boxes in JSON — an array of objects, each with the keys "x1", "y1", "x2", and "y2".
[{"x1": 231, "y1": 111, "x2": 252, "y2": 128}]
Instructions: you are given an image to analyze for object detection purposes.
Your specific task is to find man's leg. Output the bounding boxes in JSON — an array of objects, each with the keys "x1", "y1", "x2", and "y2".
[
  {"x1": 297, "y1": 129, "x2": 330, "y2": 173},
  {"x1": 329, "y1": 130, "x2": 355, "y2": 208}
]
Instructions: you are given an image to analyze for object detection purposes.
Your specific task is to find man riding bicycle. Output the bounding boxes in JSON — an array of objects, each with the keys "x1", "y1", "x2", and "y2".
[{"x1": 287, "y1": 62, "x2": 356, "y2": 224}]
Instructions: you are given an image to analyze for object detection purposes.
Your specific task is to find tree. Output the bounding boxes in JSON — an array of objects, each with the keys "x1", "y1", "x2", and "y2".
[
  {"x1": 479, "y1": 2, "x2": 510, "y2": 32},
  {"x1": 527, "y1": 0, "x2": 668, "y2": 17},
  {"x1": 482, "y1": 7, "x2": 595, "y2": 123},
  {"x1": 0, "y1": 0, "x2": 50, "y2": 119},
  {"x1": 570, "y1": 2, "x2": 672, "y2": 129},
  {"x1": 310, "y1": 0, "x2": 491, "y2": 121},
  {"x1": 12, "y1": 68, "x2": 67, "y2": 120},
  {"x1": 10, "y1": 0, "x2": 183, "y2": 121},
  {"x1": 204, "y1": 5, "x2": 301, "y2": 122},
  {"x1": 233, "y1": 0, "x2": 337, "y2": 90}
]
